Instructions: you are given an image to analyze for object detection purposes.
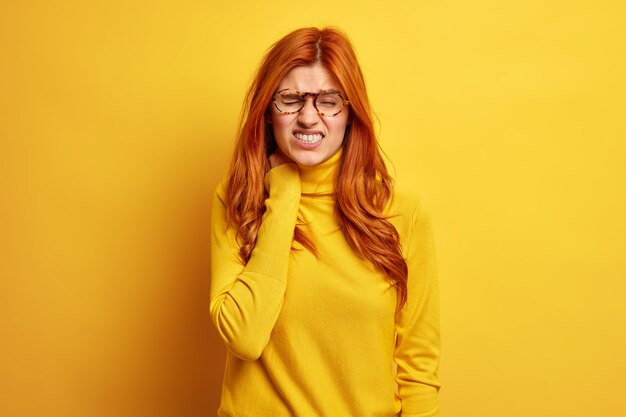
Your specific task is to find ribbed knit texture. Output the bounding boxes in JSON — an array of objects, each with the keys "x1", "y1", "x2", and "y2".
[{"x1": 210, "y1": 150, "x2": 440, "y2": 416}]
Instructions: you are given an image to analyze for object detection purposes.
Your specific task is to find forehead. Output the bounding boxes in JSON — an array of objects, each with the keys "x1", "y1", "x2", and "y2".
[{"x1": 277, "y1": 63, "x2": 342, "y2": 92}]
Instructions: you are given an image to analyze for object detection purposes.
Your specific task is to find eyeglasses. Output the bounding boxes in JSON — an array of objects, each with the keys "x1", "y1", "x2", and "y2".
[{"x1": 272, "y1": 88, "x2": 350, "y2": 117}]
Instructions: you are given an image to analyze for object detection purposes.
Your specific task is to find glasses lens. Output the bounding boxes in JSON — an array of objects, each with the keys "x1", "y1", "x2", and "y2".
[
  {"x1": 316, "y1": 92, "x2": 343, "y2": 115},
  {"x1": 275, "y1": 90, "x2": 304, "y2": 113}
]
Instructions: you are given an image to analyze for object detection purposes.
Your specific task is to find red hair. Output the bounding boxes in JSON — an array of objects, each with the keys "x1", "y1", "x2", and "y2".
[{"x1": 224, "y1": 27, "x2": 409, "y2": 308}]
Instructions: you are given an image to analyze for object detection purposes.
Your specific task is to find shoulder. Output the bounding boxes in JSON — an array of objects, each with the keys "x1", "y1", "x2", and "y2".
[
  {"x1": 387, "y1": 186, "x2": 433, "y2": 244},
  {"x1": 388, "y1": 187, "x2": 421, "y2": 217},
  {"x1": 210, "y1": 178, "x2": 231, "y2": 224},
  {"x1": 210, "y1": 178, "x2": 234, "y2": 234},
  {"x1": 387, "y1": 186, "x2": 423, "y2": 224},
  {"x1": 213, "y1": 178, "x2": 228, "y2": 205}
]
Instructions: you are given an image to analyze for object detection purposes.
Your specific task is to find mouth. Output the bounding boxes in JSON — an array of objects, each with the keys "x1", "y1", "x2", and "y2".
[{"x1": 294, "y1": 132, "x2": 324, "y2": 144}]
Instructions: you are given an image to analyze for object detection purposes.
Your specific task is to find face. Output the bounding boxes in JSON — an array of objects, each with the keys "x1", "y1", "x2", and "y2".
[{"x1": 268, "y1": 62, "x2": 350, "y2": 167}]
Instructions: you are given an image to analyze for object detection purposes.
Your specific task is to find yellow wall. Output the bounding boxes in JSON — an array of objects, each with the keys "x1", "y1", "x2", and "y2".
[{"x1": 1, "y1": 1, "x2": 625, "y2": 416}]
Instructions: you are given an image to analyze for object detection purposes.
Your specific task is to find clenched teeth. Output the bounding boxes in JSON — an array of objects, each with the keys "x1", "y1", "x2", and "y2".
[{"x1": 294, "y1": 132, "x2": 323, "y2": 143}]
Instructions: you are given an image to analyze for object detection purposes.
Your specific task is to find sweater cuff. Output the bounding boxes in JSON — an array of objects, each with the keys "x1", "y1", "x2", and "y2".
[{"x1": 264, "y1": 163, "x2": 300, "y2": 197}]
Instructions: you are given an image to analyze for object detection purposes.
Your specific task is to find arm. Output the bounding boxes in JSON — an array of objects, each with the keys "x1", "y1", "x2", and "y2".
[
  {"x1": 395, "y1": 198, "x2": 441, "y2": 417},
  {"x1": 209, "y1": 164, "x2": 300, "y2": 361}
]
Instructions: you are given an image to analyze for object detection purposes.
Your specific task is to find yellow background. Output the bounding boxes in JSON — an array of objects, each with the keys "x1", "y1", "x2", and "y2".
[{"x1": 1, "y1": 1, "x2": 625, "y2": 416}]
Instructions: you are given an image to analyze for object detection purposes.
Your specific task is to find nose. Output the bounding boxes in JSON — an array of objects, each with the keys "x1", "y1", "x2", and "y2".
[{"x1": 297, "y1": 97, "x2": 321, "y2": 126}]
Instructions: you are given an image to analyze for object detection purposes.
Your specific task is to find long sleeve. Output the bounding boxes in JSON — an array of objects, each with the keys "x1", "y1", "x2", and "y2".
[
  {"x1": 209, "y1": 163, "x2": 300, "y2": 361},
  {"x1": 394, "y1": 198, "x2": 441, "y2": 417}
]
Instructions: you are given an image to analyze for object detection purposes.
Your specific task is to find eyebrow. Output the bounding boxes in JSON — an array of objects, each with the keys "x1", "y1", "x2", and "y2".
[
  {"x1": 274, "y1": 88, "x2": 345, "y2": 98},
  {"x1": 289, "y1": 88, "x2": 343, "y2": 95}
]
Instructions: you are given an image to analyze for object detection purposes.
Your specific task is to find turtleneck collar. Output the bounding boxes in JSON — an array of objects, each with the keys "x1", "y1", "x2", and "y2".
[{"x1": 298, "y1": 148, "x2": 343, "y2": 195}]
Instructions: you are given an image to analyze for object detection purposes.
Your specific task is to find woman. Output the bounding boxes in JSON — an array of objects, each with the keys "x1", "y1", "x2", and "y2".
[{"x1": 210, "y1": 27, "x2": 440, "y2": 417}]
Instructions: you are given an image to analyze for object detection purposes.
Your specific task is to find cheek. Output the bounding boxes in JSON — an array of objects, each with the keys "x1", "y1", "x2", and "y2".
[
  {"x1": 272, "y1": 119, "x2": 288, "y2": 138},
  {"x1": 330, "y1": 118, "x2": 350, "y2": 136},
  {"x1": 270, "y1": 117, "x2": 292, "y2": 151},
  {"x1": 270, "y1": 112, "x2": 286, "y2": 131}
]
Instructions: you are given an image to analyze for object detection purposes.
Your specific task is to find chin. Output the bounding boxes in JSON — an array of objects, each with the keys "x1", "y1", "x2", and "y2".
[{"x1": 291, "y1": 154, "x2": 325, "y2": 167}]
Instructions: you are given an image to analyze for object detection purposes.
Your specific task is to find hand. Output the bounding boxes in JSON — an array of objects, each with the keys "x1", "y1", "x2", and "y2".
[
  {"x1": 268, "y1": 149, "x2": 294, "y2": 169},
  {"x1": 265, "y1": 149, "x2": 300, "y2": 196}
]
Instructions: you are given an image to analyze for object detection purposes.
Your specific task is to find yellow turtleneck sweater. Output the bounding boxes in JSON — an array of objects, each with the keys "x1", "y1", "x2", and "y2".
[{"x1": 210, "y1": 150, "x2": 440, "y2": 417}]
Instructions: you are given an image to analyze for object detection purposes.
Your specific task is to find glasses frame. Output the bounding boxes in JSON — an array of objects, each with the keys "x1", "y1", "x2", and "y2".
[{"x1": 272, "y1": 88, "x2": 350, "y2": 117}]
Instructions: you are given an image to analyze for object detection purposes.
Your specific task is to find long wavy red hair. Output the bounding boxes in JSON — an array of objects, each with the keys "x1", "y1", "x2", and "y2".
[{"x1": 224, "y1": 27, "x2": 409, "y2": 308}]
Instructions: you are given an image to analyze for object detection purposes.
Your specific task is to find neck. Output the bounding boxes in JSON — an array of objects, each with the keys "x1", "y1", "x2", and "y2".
[{"x1": 298, "y1": 148, "x2": 342, "y2": 195}]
